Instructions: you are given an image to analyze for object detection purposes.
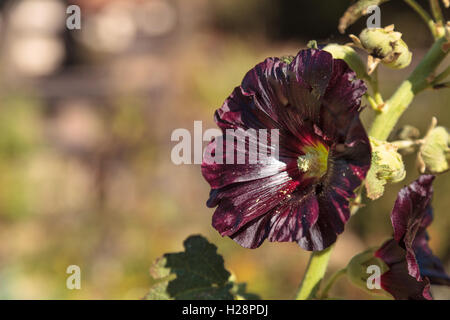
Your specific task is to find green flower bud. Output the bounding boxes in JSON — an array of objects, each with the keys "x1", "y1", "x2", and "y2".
[
  {"x1": 322, "y1": 44, "x2": 368, "y2": 80},
  {"x1": 365, "y1": 137, "x2": 406, "y2": 200},
  {"x1": 418, "y1": 125, "x2": 449, "y2": 174},
  {"x1": 356, "y1": 26, "x2": 412, "y2": 70},
  {"x1": 346, "y1": 249, "x2": 389, "y2": 296},
  {"x1": 359, "y1": 28, "x2": 398, "y2": 59},
  {"x1": 383, "y1": 38, "x2": 412, "y2": 69}
]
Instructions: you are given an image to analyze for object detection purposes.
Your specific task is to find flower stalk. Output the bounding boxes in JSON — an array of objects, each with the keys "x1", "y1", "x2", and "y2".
[{"x1": 296, "y1": 246, "x2": 333, "y2": 299}]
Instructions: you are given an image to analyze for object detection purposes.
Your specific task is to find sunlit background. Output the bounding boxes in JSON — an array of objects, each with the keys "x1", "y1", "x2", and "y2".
[{"x1": 0, "y1": 0, "x2": 448, "y2": 299}]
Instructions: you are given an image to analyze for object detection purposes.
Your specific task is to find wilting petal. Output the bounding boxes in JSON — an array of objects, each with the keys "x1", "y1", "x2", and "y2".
[
  {"x1": 391, "y1": 175, "x2": 434, "y2": 245},
  {"x1": 375, "y1": 175, "x2": 450, "y2": 299},
  {"x1": 391, "y1": 175, "x2": 434, "y2": 280},
  {"x1": 375, "y1": 239, "x2": 432, "y2": 300},
  {"x1": 413, "y1": 209, "x2": 450, "y2": 286}
]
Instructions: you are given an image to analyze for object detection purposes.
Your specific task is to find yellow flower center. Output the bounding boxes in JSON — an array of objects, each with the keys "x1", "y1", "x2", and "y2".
[{"x1": 297, "y1": 141, "x2": 329, "y2": 179}]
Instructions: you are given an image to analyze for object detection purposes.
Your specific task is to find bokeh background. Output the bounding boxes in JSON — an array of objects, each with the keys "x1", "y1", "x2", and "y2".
[{"x1": 0, "y1": 0, "x2": 448, "y2": 299}]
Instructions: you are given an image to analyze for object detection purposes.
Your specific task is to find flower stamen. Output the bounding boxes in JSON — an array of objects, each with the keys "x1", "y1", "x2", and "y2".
[{"x1": 297, "y1": 142, "x2": 329, "y2": 179}]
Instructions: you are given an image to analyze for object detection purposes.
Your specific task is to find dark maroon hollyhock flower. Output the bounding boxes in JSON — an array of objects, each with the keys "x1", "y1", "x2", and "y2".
[
  {"x1": 375, "y1": 175, "x2": 450, "y2": 300},
  {"x1": 201, "y1": 49, "x2": 371, "y2": 251}
]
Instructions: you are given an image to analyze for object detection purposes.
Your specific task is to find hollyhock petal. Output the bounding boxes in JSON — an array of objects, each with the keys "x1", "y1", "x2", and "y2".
[
  {"x1": 209, "y1": 172, "x2": 299, "y2": 238},
  {"x1": 321, "y1": 60, "x2": 367, "y2": 141},
  {"x1": 202, "y1": 49, "x2": 371, "y2": 250},
  {"x1": 202, "y1": 132, "x2": 286, "y2": 189},
  {"x1": 285, "y1": 49, "x2": 333, "y2": 120},
  {"x1": 391, "y1": 175, "x2": 435, "y2": 279},
  {"x1": 414, "y1": 232, "x2": 450, "y2": 286},
  {"x1": 230, "y1": 213, "x2": 273, "y2": 249},
  {"x1": 413, "y1": 209, "x2": 450, "y2": 285},
  {"x1": 299, "y1": 190, "x2": 349, "y2": 251},
  {"x1": 268, "y1": 192, "x2": 319, "y2": 244},
  {"x1": 391, "y1": 175, "x2": 434, "y2": 246},
  {"x1": 375, "y1": 239, "x2": 432, "y2": 300},
  {"x1": 374, "y1": 175, "x2": 450, "y2": 299}
]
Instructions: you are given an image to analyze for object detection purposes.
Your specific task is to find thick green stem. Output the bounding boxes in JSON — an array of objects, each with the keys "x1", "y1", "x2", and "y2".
[
  {"x1": 296, "y1": 246, "x2": 333, "y2": 299},
  {"x1": 369, "y1": 37, "x2": 448, "y2": 140}
]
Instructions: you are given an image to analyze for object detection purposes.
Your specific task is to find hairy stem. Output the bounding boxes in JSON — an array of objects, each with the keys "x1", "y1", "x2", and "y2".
[{"x1": 296, "y1": 246, "x2": 333, "y2": 300}]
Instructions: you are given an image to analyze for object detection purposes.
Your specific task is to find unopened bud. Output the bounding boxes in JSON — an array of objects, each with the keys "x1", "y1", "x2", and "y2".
[
  {"x1": 353, "y1": 25, "x2": 412, "y2": 71},
  {"x1": 365, "y1": 137, "x2": 406, "y2": 200},
  {"x1": 418, "y1": 121, "x2": 449, "y2": 174}
]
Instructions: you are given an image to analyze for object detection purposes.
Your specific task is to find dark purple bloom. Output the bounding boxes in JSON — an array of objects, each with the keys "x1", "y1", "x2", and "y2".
[
  {"x1": 201, "y1": 49, "x2": 371, "y2": 251},
  {"x1": 375, "y1": 175, "x2": 450, "y2": 300}
]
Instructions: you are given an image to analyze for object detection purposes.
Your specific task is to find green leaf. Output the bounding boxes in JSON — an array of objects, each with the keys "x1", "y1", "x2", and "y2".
[
  {"x1": 146, "y1": 235, "x2": 258, "y2": 300},
  {"x1": 338, "y1": 0, "x2": 390, "y2": 34}
]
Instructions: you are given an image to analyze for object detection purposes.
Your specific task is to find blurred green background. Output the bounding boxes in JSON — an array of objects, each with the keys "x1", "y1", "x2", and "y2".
[{"x1": 0, "y1": 0, "x2": 448, "y2": 299}]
